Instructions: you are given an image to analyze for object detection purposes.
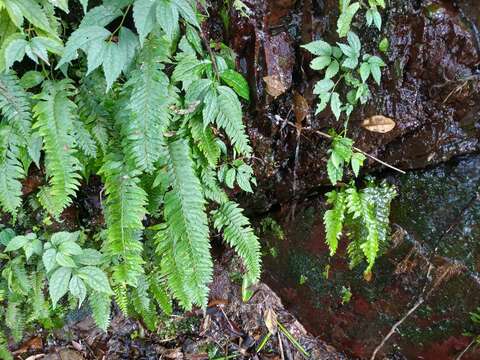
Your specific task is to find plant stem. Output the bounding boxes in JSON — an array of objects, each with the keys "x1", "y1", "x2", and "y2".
[
  {"x1": 109, "y1": 5, "x2": 131, "y2": 41},
  {"x1": 286, "y1": 121, "x2": 406, "y2": 174}
]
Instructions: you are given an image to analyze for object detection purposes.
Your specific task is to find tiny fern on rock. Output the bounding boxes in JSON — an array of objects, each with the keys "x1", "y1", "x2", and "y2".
[
  {"x1": 0, "y1": 0, "x2": 262, "y2": 350},
  {"x1": 304, "y1": 0, "x2": 397, "y2": 276}
]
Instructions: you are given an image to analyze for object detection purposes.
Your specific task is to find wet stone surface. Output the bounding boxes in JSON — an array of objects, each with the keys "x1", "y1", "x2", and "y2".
[
  {"x1": 228, "y1": 0, "x2": 480, "y2": 211},
  {"x1": 262, "y1": 154, "x2": 480, "y2": 359}
]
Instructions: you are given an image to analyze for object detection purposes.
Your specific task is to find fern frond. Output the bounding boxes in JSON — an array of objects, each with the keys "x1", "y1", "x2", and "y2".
[
  {"x1": 0, "y1": 125, "x2": 24, "y2": 215},
  {"x1": 160, "y1": 138, "x2": 213, "y2": 308},
  {"x1": 324, "y1": 190, "x2": 347, "y2": 256},
  {"x1": 72, "y1": 119, "x2": 97, "y2": 158},
  {"x1": 5, "y1": 294, "x2": 24, "y2": 343},
  {"x1": 122, "y1": 53, "x2": 172, "y2": 172},
  {"x1": 32, "y1": 79, "x2": 82, "y2": 217},
  {"x1": 0, "y1": 71, "x2": 32, "y2": 139},
  {"x1": 99, "y1": 151, "x2": 147, "y2": 286},
  {"x1": 215, "y1": 86, "x2": 252, "y2": 156},
  {"x1": 0, "y1": 329, "x2": 12, "y2": 360},
  {"x1": 132, "y1": 275, "x2": 157, "y2": 331},
  {"x1": 190, "y1": 117, "x2": 220, "y2": 167},
  {"x1": 89, "y1": 291, "x2": 111, "y2": 331},
  {"x1": 212, "y1": 201, "x2": 261, "y2": 283},
  {"x1": 148, "y1": 271, "x2": 173, "y2": 315},
  {"x1": 201, "y1": 168, "x2": 228, "y2": 205}
]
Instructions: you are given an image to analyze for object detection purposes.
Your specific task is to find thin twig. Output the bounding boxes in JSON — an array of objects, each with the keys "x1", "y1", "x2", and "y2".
[
  {"x1": 286, "y1": 121, "x2": 406, "y2": 174},
  {"x1": 199, "y1": 30, "x2": 220, "y2": 81},
  {"x1": 456, "y1": 338, "x2": 477, "y2": 360},
  {"x1": 278, "y1": 332, "x2": 285, "y2": 360}
]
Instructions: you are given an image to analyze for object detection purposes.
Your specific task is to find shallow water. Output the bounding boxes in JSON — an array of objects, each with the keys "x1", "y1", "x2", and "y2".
[{"x1": 262, "y1": 155, "x2": 480, "y2": 359}]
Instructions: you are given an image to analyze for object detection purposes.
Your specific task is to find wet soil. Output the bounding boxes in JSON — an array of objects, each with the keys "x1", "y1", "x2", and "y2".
[{"x1": 10, "y1": 253, "x2": 343, "y2": 360}]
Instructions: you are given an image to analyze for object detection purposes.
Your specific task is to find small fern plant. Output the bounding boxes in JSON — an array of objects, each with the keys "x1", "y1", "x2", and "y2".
[
  {"x1": 303, "y1": 0, "x2": 396, "y2": 274},
  {"x1": 0, "y1": 0, "x2": 262, "y2": 344}
]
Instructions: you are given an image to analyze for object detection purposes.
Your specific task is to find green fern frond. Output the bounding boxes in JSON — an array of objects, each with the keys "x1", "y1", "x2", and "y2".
[
  {"x1": 324, "y1": 190, "x2": 347, "y2": 256},
  {"x1": 215, "y1": 86, "x2": 252, "y2": 156},
  {"x1": 148, "y1": 271, "x2": 173, "y2": 315},
  {"x1": 99, "y1": 151, "x2": 147, "y2": 286},
  {"x1": 72, "y1": 119, "x2": 97, "y2": 158},
  {"x1": 89, "y1": 291, "x2": 111, "y2": 331},
  {"x1": 0, "y1": 71, "x2": 32, "y2": 139},
  {"x1": 0, "y1": 125, "x2": 24, "y2": 215},
  {"x1": 32, "y1": 79, "x2": 82, "y2": 217},
  {"x1": 201, "y1": 168, "x2": 228, "y2": 204},
  {"x1": 155, "y1": 223, "x2": 192, "y2": 309},
  {"x1": 0, "y1": 329, "x2": 12, "y2": 360},
  {"x1": 190, "y1": 117, "x2": 220, "y2": 167},
  {"x1": 5, "y1": 294, "x2": 25, "y2": 343},
  {"x1": 132, "y1": 275, "x2": 157, "y2": 331},
  {"x1": 160, "y1": 138, "x2": 213, "y2": 309},
  {"x1": 122, "y1": 53, "x2": 172, "y2": 172},
  {"x1": 113, "y1": 283, "x2": 129, "y2": 316},
  {"x1": 212, "y1": 201, "x2": 261, "y2": 283}
]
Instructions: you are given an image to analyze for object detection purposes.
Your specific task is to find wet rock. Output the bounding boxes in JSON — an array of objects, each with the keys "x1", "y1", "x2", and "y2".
[{"x1": 229, "y1": 0, "x2": 480, "y2": 211}]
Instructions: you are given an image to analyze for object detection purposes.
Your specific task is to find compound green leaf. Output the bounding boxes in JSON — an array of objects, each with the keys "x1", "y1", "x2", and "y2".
[{"x1": 49, "y1": 267, "x2": 72, "y2": 307}]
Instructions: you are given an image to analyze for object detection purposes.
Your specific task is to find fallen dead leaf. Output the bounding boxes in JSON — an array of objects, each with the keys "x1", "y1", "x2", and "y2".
[
  {"x1": 25, "y1": 355, "x2": 44, "y2": 360},
  {"x1": 13, "y1": 337, "x2": 43, "y2": 354},
  {"x1": 263, "y1": 75, "x2": 287, "y2": 98},
  {"x1": 293, "y1": 91, "x2": 309, "y2": 125},
  {"x1": 264, "y1": 307, "x2": 278, "y2": 335},
  {"x1": 361, "y1": 115, "x2": 396, "y2": 133}
]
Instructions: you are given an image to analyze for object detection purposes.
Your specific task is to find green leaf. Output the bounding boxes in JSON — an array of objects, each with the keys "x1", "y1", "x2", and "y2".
[
  {"x1": 5, "y1": 233, "x2": 35, "y2": 252},
  {"x1": 69, "y1": 275, "x2": 87, "y2": 307},
  {"x1": 57, "y1": 26, "x2": 111, "y2": 68},
  {"x1": 42, "y1": 248, "x2": 57, "y2": 273},
  {"x1": 372, "y1": 9, "x2": 382, "y2": 30},
  {"x1": 133, "y1": 0, "x2": 157, "y2": 45},
  {"x1": 24, "y1": 238, "x2": 42, "y2": 260},
  {"x1": 310, "y1": 56, "x2": 331, "y2": 70},
  {"x1": 351, "y1": 152, "x2": 366, "y2": 177},
  {"x1": 4, "y1": 37, "x2": 27, "y2": 69},
  {"x1": 19, "y1": 70, "x2": 44, "y2": 89},
  {"x1": 225, "y1": 168, "x2": 236, "y2": 188},
  {"x1": 74, "y1": 249, "x2": 103, "y2": 266},
  {"x1": 102, "y1": 42, "x2": 124, "y2": 90},
  {"x1": 5, "y1": 0, "x2": 55, "y2": 34},
  {"x1": 157, "y1": 0, "x2": 179, "y2": 40},
  {"x1": 216, "y1": 85, "x2": 252, "y2": 156},
  {"x1": 301, "y1": 40, "x2": 332, "y2": 56},
  {"x1": 370, "y1": 64, "x2": 381, "y2": 85},
  {"x1": 330, "y1": 92, "x2": 341, "y2": 120},
  {"x1": 313, "y1": 78, "x2": 334, "y2": 94},
  {"x1": 220, "y1": 69, "x2": 250, "y2": 101},
  {"x1": 366, "y1": 9, "x2": 373, "y2": 26},
  {"x1": 77, "y1": 266, "x2": 113, "y2": 294},
  {"x1": 50, "y1": 232, "x2": 79, "y2": 247},
  {"x1": 337, "y1": 1, "x2": 360, "y2": 37},
  {"x1": 337, "y1": 43, "x2": 355, "y2": 58},
  {"x1": 325, "y1": 60, "x2": 339, "y2": 79},
  {"x1": 327, "y1": 157, "x2": 343, "y2": 185},
  {"x1": 59, "y1": 241, "x2": 83, "y2": 256},
  {"x1": 80, "y1": 0, "x2": 89, "y2": 13},
  {"x1": 49, "y1": 267, "x2": 72, "y2": 307},
  {"x1": 175, "y1": 0, "x2": 200, "y2": 28},
  {"x1": 323, "y1": 190, "x2": 346, "y2": 255},
  {"x1": 347, "y1": 32, "x2": 361, "y2": 54},
  {"x1": 378, "y1": 37, "x2": 389, "y2": 53},
  {"x1": 342, "y1": 56, "x2": 358, "y2": 69},
  {"x1": 56, "y1": 252, "x2": 77, "y2": 268},
  {"x1": 359, "y1": 62, "x2": 370, "y2": 82}
]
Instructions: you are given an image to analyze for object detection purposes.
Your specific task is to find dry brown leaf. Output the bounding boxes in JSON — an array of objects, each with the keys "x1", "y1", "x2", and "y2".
[
  {"x1": 263, "y1": 75, "x2": 287, "y2": 98},
  {"x1": 361, "y1": 115, "x2": 396, "y2": 133},
  {"x1": 13, "y1": 337, "x2": 43, "y2": 354},
  {"x1": 264, "y1": 307, "x2": 278, "y2": 334},
  {"x1": 293, "y1": 91, "x2": 309, "y2": 125}
]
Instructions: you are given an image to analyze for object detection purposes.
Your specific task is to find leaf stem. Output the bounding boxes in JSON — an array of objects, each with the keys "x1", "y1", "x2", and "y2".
[{"x1": 109, "y1": 5, "x2": 131, "y2": 42}]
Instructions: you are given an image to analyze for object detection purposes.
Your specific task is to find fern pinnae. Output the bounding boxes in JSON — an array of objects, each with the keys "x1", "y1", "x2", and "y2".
[
  {"x1": 212, "y1": 201, "x2": 261, "y2": 283},
  {"x1": 32, "y1": 79, "x2": 82, "y2": 217},
  {"x1": 0, "y1": 71, "x2": 32, "y2": 140},
  {"x1": 0, "y1": 126, "x2": 24, "y2": 215},
  {"x1": 99, "y1": 151, "x2": 147, "y2": 286},
  {"x1": 162, "y1": 138, "x2": 213, "y2": 308},
  {"x1": 324, "y1": 190, "x2": 347, "y2": 256},
  {"x1": 123, "y1": 52, "x2": 172, "y2": 172}
]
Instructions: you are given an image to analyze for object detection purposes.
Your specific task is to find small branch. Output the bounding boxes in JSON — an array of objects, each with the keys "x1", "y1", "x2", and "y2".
[
  {"x1": 199, "y1": 29, "x2": 220, "y2": 81},
  {"x1": 456, "y1": 338, "x2": 477, "y2": 360},
  {"x1": 286, "y1": 121, "x2": 406, "y2": 175}
]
